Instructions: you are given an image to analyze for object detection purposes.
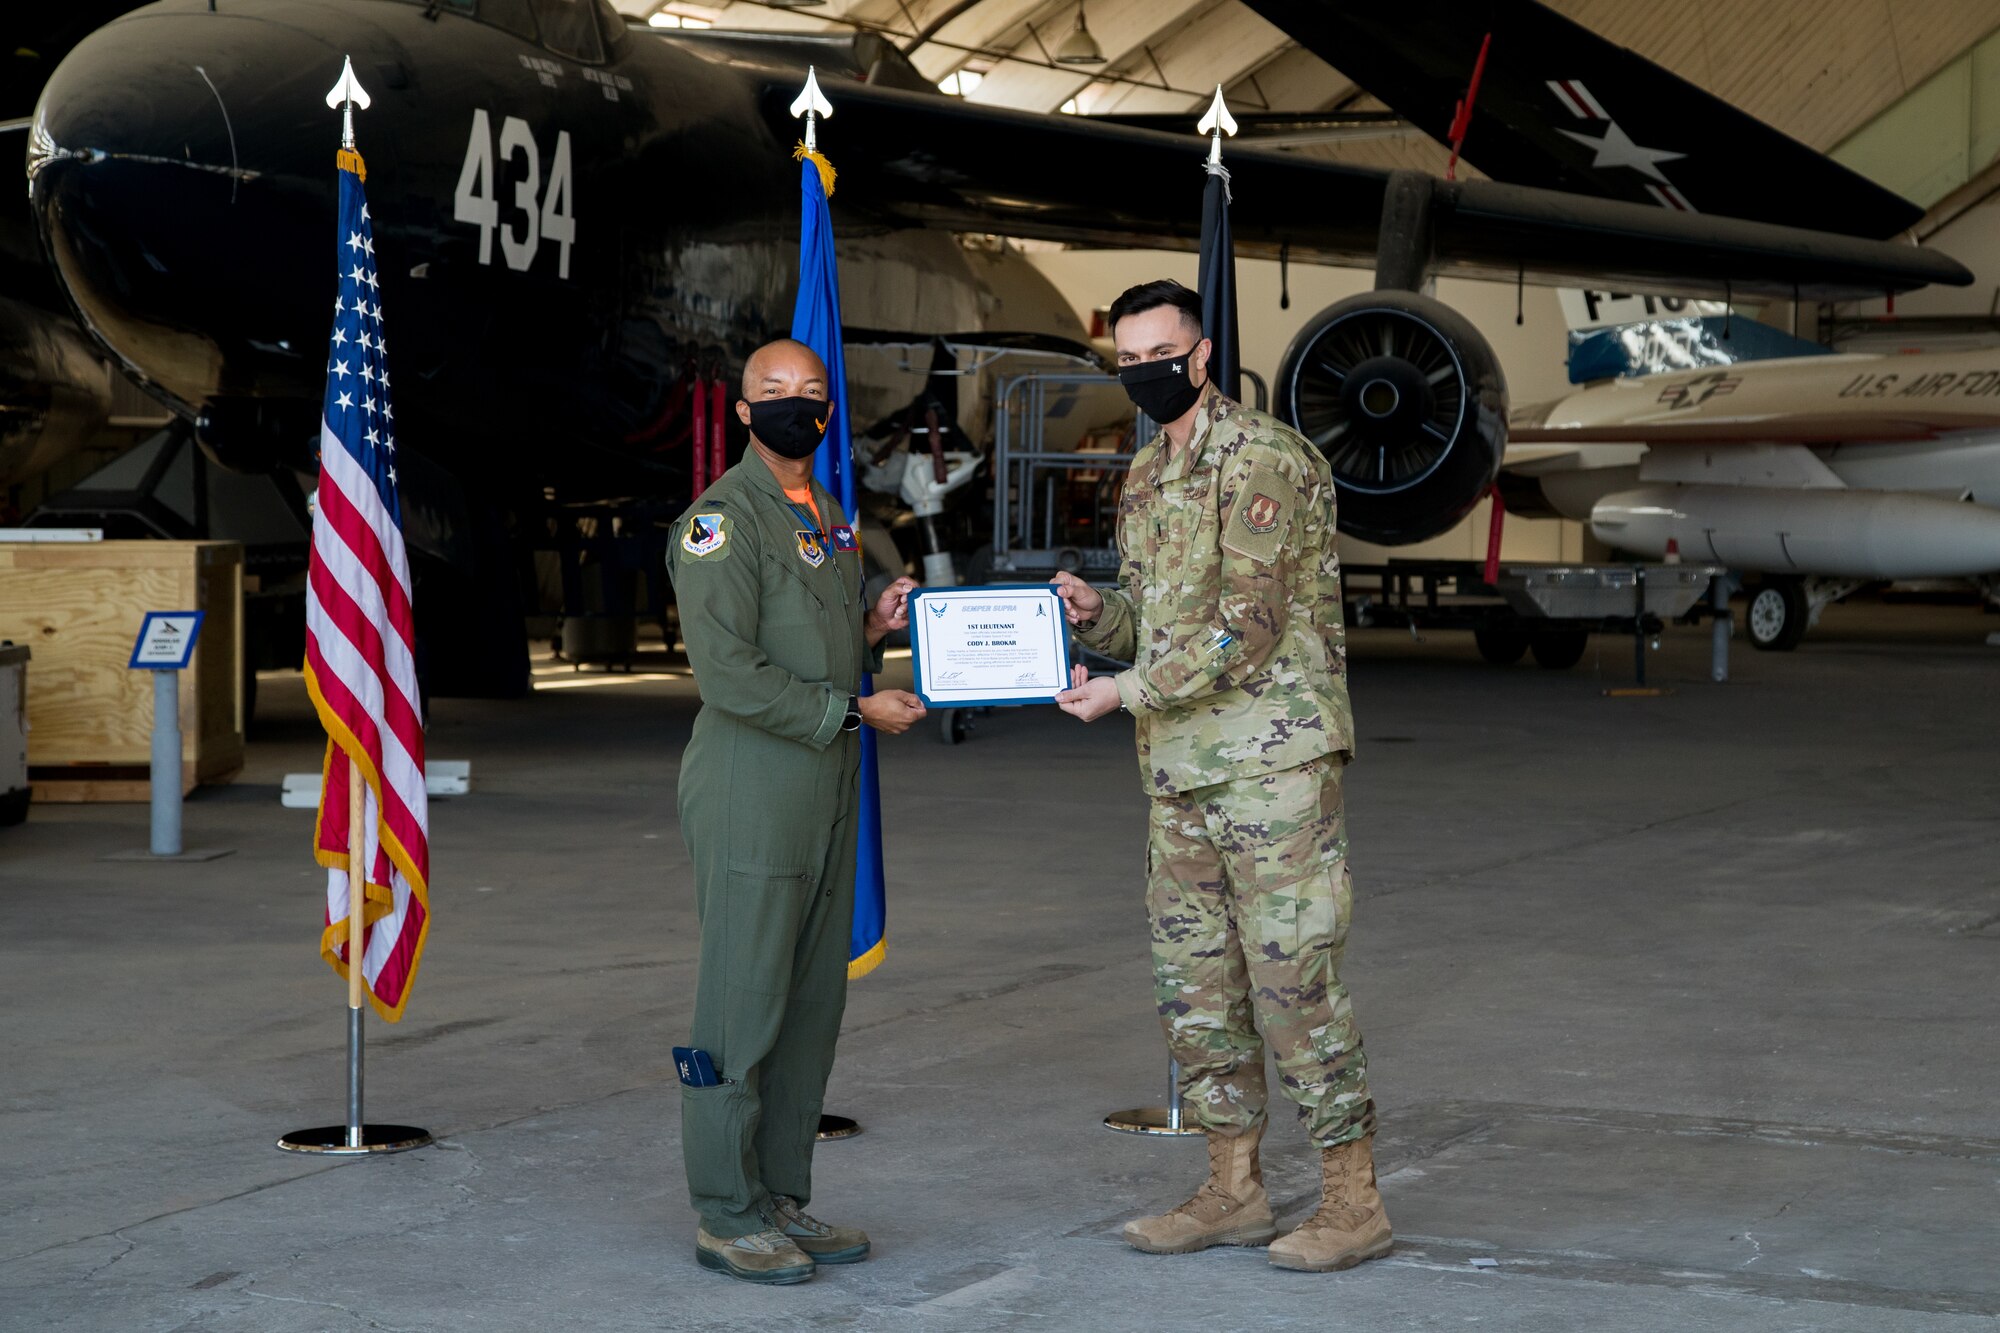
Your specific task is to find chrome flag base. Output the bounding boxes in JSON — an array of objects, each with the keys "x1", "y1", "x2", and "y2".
[
  {"x1": 1104, "y1": 1058, "x2": 1204, "y2": 1136},
  {"x1": 815, "y1": 1115, "x2": 861, "y2": 1141},
  {"x1": 278, "y1": 1124, "x2": 433, "y2": 1155},
  {"x1": 1103, "y1": 1107, "x2": 1206, "y2": 1136},
  {"x1": 278, "y1": 1007, "x2": 431, "y2": 1155}
]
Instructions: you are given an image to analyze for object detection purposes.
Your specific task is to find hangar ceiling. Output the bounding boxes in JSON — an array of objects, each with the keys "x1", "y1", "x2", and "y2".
[{"x1": 612, "y1": 0, "x2": 2000, "y2": 184}]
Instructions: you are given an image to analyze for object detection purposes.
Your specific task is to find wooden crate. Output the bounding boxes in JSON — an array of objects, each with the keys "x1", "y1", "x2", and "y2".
[{"x1": 0, "y1": 541, "x2": 244, "y2": 801}]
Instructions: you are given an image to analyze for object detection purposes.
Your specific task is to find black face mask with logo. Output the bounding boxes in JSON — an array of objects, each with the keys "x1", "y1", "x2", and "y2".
[
  {"x1": 1117, "y1": 355, "x2": 1205, "y2": 424},
  {"x1": 746, "y1": 395, "x2": 832, "y2": 459}
]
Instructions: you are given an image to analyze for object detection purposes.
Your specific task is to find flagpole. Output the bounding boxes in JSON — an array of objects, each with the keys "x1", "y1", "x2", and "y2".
[
  {"x1": 346, "y1": 763, "x2": 366, "y2": 1147},
  {"x1": 1108, "y1": 91, "x2": 1230, "y2": 1139},
  {"x1": 789, "y1": 68, "x2": 869, "y2": 1144},
  {"x1": 279, "y1": 56, "x2": 431, "y2": 1157}
]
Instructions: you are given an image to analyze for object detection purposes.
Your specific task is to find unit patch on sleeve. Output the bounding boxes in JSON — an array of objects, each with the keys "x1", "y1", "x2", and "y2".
[
  {"x1": 681, "y1": 512, "x2": 731, "y2": 559},
  {"x1": 1221, "y1": 462, "x2": 1295, "y2": 563}
]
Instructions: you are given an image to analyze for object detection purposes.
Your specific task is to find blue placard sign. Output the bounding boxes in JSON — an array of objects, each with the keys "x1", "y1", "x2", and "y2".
[{"x1": 129, "y1": 611, "x2": 205, "y2": 671}]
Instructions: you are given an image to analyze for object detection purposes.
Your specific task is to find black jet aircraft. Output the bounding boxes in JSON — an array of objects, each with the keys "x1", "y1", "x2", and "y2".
[
  {"x1": 25, "y1": 0, "x2": 1970, "y2": 694},
  {"x1": 0, "y1": 1, "x2": 150, "y2": 494}
]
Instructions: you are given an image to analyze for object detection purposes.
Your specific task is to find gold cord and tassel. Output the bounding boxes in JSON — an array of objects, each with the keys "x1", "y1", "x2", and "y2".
[{"x1": 793, "y1": 145, "x2": 836, "y2": 197}]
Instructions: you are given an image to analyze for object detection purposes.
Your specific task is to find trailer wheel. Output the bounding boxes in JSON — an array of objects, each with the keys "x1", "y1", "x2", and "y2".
[
  {"x1": 1529, "y1": 629, "x2": 1589, "y2": 669},
  {"x1": 1747, "y1": 579, "x2": 1808, "y2": 651},
  {"x1": 1474, "y1": 625, "x2": 1528, "y2": 665}
]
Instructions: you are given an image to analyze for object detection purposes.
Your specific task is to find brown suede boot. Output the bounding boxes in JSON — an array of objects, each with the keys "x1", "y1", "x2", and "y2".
[
  {"x1": 1268, "y1": 1135, "x2": 1394, "y2": 1272},
  {"x1": 1123, "y1": 1123, "x2": 1280, "y2": 1254}
]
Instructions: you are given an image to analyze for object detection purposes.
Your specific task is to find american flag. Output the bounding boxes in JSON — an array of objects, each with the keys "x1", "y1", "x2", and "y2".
[{"x1": 305, "y1": 146, "x2": 430, "y2": 1022}]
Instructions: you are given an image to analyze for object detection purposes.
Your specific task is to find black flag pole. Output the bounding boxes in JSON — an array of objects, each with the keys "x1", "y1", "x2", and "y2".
[
  {"x1": 1196, "y1": 84, "x2": 1241, "y2": 402},
  {"x1": 1105, "y1": 85, "x2": 1240, "y2": 1139}
]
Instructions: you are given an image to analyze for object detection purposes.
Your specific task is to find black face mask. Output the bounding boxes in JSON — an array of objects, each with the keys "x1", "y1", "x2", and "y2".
[
  {"x1": 746, "y1": 395, "x2": 832, "y2": 459},
  {"x1": 1118, "y1": 355, "x2": 1205, "y2": 424}
]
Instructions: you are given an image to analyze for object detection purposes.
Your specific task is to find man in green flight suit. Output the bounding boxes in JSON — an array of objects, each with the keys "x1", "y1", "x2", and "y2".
[
  {"x1": 1053, "y1": 280, "x2": 1390, "y2": 1273},
  {"x1": 667, "y1": 337, "x2": 925, "y2": 1285}
]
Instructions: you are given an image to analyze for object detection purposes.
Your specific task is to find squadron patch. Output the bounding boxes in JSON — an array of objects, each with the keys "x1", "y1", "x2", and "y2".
[
  {"x1": 830, "y1": 524, "x2": 859, "y2": 552},
  {"x1": 1222, "y1": 463, "x2": 1293, "y2": 563},
  {"x1": 681, "y1": 513, "x2": 730, "y2": 558},
  {"x1": 795, "y1": 530, "x2": 827, "y2": 568},
  {"x1": 1242, "y1": 492, "x2": 1283, "y2": 534}
]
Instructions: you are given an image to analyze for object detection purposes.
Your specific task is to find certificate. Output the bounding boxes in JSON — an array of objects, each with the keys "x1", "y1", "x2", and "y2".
[{"x1": 908, "y1": 585, "x2": 1072, "y2": 708}]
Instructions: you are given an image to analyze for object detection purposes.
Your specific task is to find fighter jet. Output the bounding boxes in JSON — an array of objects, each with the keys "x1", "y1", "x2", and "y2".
[
  {"x1": 23, "y1": 0, "x2": 1970, "y2": 693},
  {"x1": 1506, "y1": 337, "x2": 2000, "y2": 650}
]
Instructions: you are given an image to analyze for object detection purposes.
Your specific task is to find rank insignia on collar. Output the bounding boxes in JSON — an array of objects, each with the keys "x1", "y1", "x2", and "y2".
[
  {"x1": 1242, "y1": 492, "x2": 1283, "y2": 534},
  {"x1": 682, "y1": 513, "x2": 729, "y2": 557},
  {"x1": 830, "y1": 524, "x2": 858, "y2": 552},
  {"x1": 795, "y1": 530, "x2": 827, "y2": 568}
]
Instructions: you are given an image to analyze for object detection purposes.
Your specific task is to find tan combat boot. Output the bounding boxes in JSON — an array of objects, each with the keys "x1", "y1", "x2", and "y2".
[
  {"x1": 1123, "y1": 1123, "x2": 1279, "y2": 1254},
  {"x1": 1268, "y1": 1134, "x2": 1393, "y2": 1272}
]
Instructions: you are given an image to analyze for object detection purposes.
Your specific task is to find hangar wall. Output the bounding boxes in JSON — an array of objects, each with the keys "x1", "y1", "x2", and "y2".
[{"x1": 1025, "y1": 246, "x2": 1595, "y2": 562}]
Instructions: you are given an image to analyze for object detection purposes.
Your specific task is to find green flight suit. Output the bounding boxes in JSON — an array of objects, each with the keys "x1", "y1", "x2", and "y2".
[{"x1": 665, "y1": 457, "x2": 880, "y2": 1238}]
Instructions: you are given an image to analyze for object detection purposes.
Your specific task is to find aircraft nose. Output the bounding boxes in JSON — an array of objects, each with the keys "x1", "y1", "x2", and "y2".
[{"x1": 28, "y1": 6, "x2": 347, "y2": 412}]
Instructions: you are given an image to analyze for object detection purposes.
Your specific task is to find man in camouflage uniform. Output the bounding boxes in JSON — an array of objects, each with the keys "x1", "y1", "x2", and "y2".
[{"x1": 1053, "y1": 279, "x2": 1389, "y2": 1273}]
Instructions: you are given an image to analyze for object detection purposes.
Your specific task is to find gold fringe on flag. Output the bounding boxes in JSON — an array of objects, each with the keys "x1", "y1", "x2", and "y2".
[
  {"x1": 793, "y1": 144, "x2": 836, "y2": 197},
  {"x1": 337, "y1": 147, "x2": 367, "y2": 181}
]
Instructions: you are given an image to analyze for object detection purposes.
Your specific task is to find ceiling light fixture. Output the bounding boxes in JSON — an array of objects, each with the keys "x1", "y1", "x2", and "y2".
[{"x1": 1055, "y1": 3, "x2": 1104, "y2": 65}]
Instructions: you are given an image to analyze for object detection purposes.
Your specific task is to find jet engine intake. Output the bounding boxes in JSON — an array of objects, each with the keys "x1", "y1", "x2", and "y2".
[{"x1": 1274, "y1": 291, "x2": 1507, "y2": 544}]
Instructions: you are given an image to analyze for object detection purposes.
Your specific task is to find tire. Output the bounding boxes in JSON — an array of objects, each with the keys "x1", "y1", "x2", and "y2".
[
  {"x1": 1474, "y1": 625, "x2": 1528, "y2": 665},
  {"x1": 1529, "y1": 629, "x2": 1589, "y2": 670},
  {"x1": 1746, "y1": 579, "x2": 1809, "y2": 651},
  {"x1": 937, "y1": 707, "x2": 970, "y2": 745}
]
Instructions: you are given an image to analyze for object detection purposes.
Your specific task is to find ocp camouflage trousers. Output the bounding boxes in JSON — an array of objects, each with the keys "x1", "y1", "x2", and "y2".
[{"x1": 1146, "y1": 755, "x2": 1375, "y2": 1148}]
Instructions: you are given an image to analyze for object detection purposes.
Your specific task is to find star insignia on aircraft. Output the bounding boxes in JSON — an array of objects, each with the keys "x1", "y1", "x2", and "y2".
[{"x1": 1557, "y1": 121, "x2": 1686, "y2": 183}]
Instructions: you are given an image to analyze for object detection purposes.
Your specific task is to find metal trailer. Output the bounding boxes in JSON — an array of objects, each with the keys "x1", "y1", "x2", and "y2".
[{"x1": 1344, "y1": 559, "x2": 1727, "y2": 681}]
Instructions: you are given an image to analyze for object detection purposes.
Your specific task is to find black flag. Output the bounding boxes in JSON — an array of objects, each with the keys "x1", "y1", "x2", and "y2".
[{"x1": 1197, "y1": 163, "x2": 1241, "y2": 402}]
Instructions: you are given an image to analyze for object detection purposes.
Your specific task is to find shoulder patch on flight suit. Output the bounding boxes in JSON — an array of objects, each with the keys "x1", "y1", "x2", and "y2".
[
  {"x1": 681, "y1": 512, "x2": 731, "y2": 559},
  {"x1": 1221, "y1": 461, "x2": 1294, "y2": 563}
]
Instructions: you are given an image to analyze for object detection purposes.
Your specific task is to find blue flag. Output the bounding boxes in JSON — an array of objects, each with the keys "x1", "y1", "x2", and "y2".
[{"x1": 790, "y1": 151, "x2": 887, "y2": 980}]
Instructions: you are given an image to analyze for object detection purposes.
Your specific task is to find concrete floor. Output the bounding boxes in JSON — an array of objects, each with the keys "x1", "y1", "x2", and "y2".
[{"x1": 4, "y1": 596, "x2": 1999, "y2": 1332}]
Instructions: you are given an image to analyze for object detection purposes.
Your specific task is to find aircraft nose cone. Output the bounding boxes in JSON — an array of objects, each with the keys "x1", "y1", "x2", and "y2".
[{"x1": 28, "y1": 5, "x2": 346, "y2": 410}]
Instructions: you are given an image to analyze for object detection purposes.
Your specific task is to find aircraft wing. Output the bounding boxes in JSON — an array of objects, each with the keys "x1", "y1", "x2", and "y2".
[
  {"x1": 1509, "y1": 353, "x2": 2000, "y2": 445},
  {"x1": 754, "y1": 78, "x2": 1969, "y2": 303},
  {"x1": 1235, "y1": 0, "x2": 1924, "y2": 240}
]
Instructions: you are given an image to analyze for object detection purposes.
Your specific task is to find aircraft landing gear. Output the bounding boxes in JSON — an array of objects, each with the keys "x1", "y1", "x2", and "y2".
[{"x1": 1747, "y1": 578, "x2": 1809, "y2": 651}]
